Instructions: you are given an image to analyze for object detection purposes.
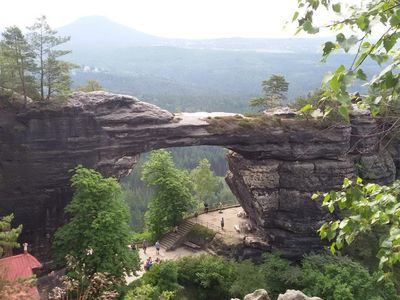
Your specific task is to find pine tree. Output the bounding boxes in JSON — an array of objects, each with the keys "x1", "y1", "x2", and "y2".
[
  {"x1": 0, "y1": 214, "x2": 22, "y2": 257},
  {"x1": 250, "y1": 74, "x2": 289, "y2": 110},
  {"x1": 1, "y1": 26, "x2": 37, "y2": 103},
  {"x1": 27, "y1": 16, "x2": 75, "y2": 100}
]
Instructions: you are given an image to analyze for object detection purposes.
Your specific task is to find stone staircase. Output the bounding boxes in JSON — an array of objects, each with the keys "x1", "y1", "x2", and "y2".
[{"x1": 160, "y1": 219, "x2": 196, "y2": 251}]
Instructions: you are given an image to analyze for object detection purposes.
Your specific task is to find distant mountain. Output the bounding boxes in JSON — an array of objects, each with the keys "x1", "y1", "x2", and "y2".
[
  {"x1": 57, "y1": 15, "x2": 166, "y2": 49},
  {"x1": 58, "y1": 15, "x2": 326, "y2": 53}
]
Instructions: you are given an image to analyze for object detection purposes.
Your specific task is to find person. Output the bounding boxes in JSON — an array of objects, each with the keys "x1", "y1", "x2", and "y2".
[
  {"x1": 204, "y1": 202, "x2": 209, "y2": 213},
  {"x1": 219, "y1": 201, "x2": 223, "y2": 213},
  {"x1": 142, "y1": 239, "x2": 148, "y2": 254},
  {"x1": 221, "y1": 217, "x2": 224, "y2": 230},
  {"x1": 144, "y1": 257, "x2": 153, "y2": 271},
  {"x1": 131, "y1": 241, "x2": 136, "y2": 251},
  {"x1": 155, "y1": 240, "x2": 161, "y2": 255}
]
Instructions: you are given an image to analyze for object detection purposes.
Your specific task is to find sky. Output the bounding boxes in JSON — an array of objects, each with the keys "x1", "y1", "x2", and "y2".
[{"x1": 0, "y1": 0, "x2": 353, "y2": 39}]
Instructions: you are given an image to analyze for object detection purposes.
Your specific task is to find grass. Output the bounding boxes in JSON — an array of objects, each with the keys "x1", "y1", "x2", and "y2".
[
  {"x1": 205, "y1": 113, "x2": 337, "y2": 134},
  {"x1": 186, "y1": 224, "x2": 215, "y2": 246}
]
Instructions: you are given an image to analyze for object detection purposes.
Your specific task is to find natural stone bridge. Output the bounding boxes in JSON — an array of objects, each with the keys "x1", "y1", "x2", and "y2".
[{"x1": 0, "y1": 92, "x2": 398, "y2": 259}]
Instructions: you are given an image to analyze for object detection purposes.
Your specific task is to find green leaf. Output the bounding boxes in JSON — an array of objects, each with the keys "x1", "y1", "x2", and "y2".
[
  {"x1": 336, "y1": 34, "x2": 359, "y2": 52},
  {"x1": 322, "y1": 41, "x2": 337, "y2": 60},
  {"x1": 356, "y1": 15, "x2": 369, "y2": 31},
  {"x1": 332, "y1": 3, "x2": 341, "y2": 13},
  {"x1": 383, "y1": 35, "x2": 397, "y2": 52},
  {"x1": 338, "y1": 105, "x2": 349, "y2": 122},
  {"x1": 323, "y1": 193, "x2": 331, "y2": 203},
  {"x1": 328, "y1": 202, "x2": 335, "y2": 213},
  {"x1": 292, "y1": 11, "x2": 299, "y2": 22},
  {"x1": 330, "y1": 243, "x2": 336, "y2": 254},
  {"x1": 300, "y1": 103, "x2": 313, "y2": 113},
  {"x1": 389, "y1": 10, "x2": 400, "y2": 26},
  {"x1": 370, "y1": 53, "x2": 389, "y2": 65},
  {"x1": 356, "y1": 69, "x2": 367, "y2": 81},
  {"x1": 339, "y1": 219, "x2": 349, "y2": 229},
  {"x1": 303, "y1": 20, "x2": 320, "y2": 34},
  {"x1": 330, "y1": 76, "x2": 340, "y2": 93}
]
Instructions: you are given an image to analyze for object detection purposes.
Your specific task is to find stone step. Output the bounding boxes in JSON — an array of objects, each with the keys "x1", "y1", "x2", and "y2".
[{"x1": 160, "y1": 220, "x2": 197, "y2": 251}]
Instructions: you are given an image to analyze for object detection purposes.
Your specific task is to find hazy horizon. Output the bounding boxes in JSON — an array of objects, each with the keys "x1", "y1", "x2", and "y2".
[{"x1": 0, "y1": 0, "x2": 357, "y2": 39}]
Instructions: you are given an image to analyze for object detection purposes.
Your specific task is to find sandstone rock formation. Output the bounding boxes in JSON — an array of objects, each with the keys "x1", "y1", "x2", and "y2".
[
  {"x1": 0, "y1": 92, "x2": 397, "y2": 259},
  {"x1": 277, "y1": 290, "x2": 322, "y2": 300},
  {"x1": 243, "y1": 289, "x2": 271, "y2": 300}
]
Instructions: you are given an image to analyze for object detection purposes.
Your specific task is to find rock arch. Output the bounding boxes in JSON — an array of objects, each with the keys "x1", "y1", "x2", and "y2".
[{"x1": 0, "y1": 92, "x2": 397, "y2": 258}]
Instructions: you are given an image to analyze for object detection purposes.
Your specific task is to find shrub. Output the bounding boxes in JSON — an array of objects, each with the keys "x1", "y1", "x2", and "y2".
[
  {"x1": 300, "y1": 254, "x2": 399, "y2": 300},
  {"x1": 187, "y1": 224, "x2": 215, "y2": 246},
  {"x1": 230, "y1": 260, "x2": 265, "y2": 298},
  {"x1": 260, "y1": 252, "x2": 301, "y2": 299},
  {"x1": 142, "y1": 261, "x2": 181, "y2": 292},
  {"x1": 176, "y1": 254, "x2": 236, "y2": 300}
]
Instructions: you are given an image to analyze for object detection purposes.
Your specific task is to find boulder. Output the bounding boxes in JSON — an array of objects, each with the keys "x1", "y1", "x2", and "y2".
[
  {"x1": 243, "y1": 289, "x2": 271, "y2": 300},
  {"x1": 277, "y1": 290, "x2": 322, "y2": 300}
]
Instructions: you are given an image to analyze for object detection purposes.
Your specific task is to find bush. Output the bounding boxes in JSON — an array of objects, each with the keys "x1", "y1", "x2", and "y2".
[
  {"x1": 131, "y1": 231, "x2": 154, "y2": 244},
  {"x1": 176, "y1": 254, "x2": 236, "y2": 300},
  {"x1": 300, "y1": 254, "x2": 399, "y2": 300},
  {"x1": 230, "y1": 260, "x2": 265, "y2": 298},
  {"x1": 142, "y1": 261, "x2": 181, "y2": 292},
  {"x1": 187, "y1": 224, "x2": 215, "y2": 246},
  {"x1": 260, "y1": 252, "x2": 301, "y2": 299}
]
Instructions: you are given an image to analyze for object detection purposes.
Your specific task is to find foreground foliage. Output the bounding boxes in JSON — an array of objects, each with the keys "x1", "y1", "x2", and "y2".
[
  {"x1": 294, "y1": 0, "x2": 400, "y2": 122},
  {"x1": 53, "y1": 166, "x2": 139, "y2": 279},
  {"x1": 314, "y1": 178, "x2": 400, "y2": 279},
  {"x1": 125, "y1": 252, "x2": 397, "y2": 300}
]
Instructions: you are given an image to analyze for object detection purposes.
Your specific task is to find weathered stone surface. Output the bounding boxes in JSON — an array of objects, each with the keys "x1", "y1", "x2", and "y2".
[
  {"x1": 350, "y1": 106, "x2": 378, "y2": 155},
  {"x1": 243, "y1": 289, "x2": 271, "y2": 300},
  {"x1": 388, "y1": 141, "x2": 400, "y2": 176},
  {"x1": 0, "y1": 92, "x2": 397, "y2": 259},
  {"x1": 356, "y1": 150, "x2": 396, "y2": 185},
  {"x1": 277, "y1": 290, "x2": 322, "y2": 300}
]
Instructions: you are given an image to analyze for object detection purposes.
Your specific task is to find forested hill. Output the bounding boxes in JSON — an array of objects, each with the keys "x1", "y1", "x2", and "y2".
[{"x1": 61, "y1": 16, "x2": 378, "y2": 113}]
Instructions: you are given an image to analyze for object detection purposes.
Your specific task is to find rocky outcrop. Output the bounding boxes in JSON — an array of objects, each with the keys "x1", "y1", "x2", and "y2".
[
  {"x1": 277, "y1": 290, "x2": 322, "y2": 300},
  {"x1": 0, "y1": 92, "x2": 397, "y2": 259},
  {"x1": 243, "y1": 289, "x2": 271, "y2": 300}
]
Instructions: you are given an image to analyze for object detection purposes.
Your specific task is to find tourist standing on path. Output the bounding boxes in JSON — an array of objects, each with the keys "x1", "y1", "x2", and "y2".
[
  {"x1": 221, "y1": 217, "x2": 224, "y2": 230},
  {"x1": 204, "y1": 202, "x2": 209, "y2": 213},
  {"x1": 143, "y1": 239, "x2": 148, "y2": 254},
  {"x1": 219, "y1": 201, "x2": 223, "y2": 213},
  {"x1": 155, "y1": 240, "x2": 161, "y2": 255}
]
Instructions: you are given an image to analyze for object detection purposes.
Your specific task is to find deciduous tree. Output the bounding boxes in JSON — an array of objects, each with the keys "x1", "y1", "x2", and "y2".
[
  {"x1": 190, "y1": 159, "x2": 220, "y2": 207},
  {"x1": 78, "y1": 79, "x2": 104, "y2": 92},
  {"x1": 141, "y1": 150, "x2": 194, "y2": 239},
  {"x1": 313, "y1": 178, "x2": 400, "y2": 280},
  {"x1": 293, "y1": 0, "x2": 400, "y2": 121},
  {"x1": 53, "y1": 166, "x2": 139, "y2": 279}
]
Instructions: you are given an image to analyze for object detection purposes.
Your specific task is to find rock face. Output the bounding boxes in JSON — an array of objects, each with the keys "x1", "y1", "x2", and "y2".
[{"x1": 0, "y1": 92, "x2": 397, "y2": 259}]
